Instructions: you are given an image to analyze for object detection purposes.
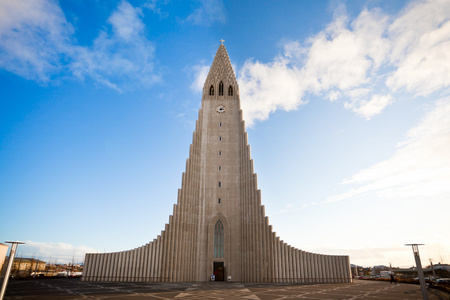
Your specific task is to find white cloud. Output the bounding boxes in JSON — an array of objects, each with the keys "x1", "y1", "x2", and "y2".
[
  {"x1": 345, "y1": 94, "x2": 393, "y2": 120},
  {"x1": 190, "y1": 64, "x2": 210, "y2": 92},
  {"x1": 326, "y1": 97, "x2": 450, "y2": 203},
  {"x1": 236, "y1": 0, "x2": 450, "y2": 125},
  {"x1": 239, "y1": 58, "x2": 307, "y2": 126},
  {"x1": 0, "y1": 0, "x2": 159, "y2": 90},
  {"x1": 143, "y1": 0, "x2": 169, "y2": 18},
  {"x1": 386, "y1": 0, "x2": 450, "y2": 95},
  {"x1": 19, "y1": 241, "x2": 99, "y2": 263},
  {"x1": 72, "y1": 1, "x2": 159, "y2": 91},
  {"x1": 0, "y1": 0, "x2": 74, "y2": 82},
  {"x1": 185, "y1": 0, "x2": 226, "y2": 26}
]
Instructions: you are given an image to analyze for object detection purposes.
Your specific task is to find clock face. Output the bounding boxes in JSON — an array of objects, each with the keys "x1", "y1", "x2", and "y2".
[{"x1": 216, "y1": 105, "x2": 226, "y2": 113}]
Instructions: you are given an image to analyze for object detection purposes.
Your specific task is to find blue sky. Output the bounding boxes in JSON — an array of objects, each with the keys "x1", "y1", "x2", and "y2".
[{"x1": 1, "y1": 0, "x2": 449, "y2": 268}]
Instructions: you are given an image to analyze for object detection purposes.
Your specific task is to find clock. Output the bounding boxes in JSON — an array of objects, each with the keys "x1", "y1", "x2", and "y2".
[{"x1": 216, "y1": 105, "x2": 226, "y2": 114}]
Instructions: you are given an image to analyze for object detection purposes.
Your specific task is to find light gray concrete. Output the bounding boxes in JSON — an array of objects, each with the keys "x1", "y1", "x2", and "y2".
[{"x1": 82, "y1": 44, "x2": 352, "y2": 283}]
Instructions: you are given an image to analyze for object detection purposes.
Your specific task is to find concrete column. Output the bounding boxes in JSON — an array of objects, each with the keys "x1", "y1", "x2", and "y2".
[
  {"x1": 136, "y1": 247, "x2": 142, "y2": 282},
  {"x1": 161, "y1": 224, "x2": 169, "y2": 282},
  {"x1": 110, "y1": 252, "x2": 116, "y2": 281},
  {"x1": 299, "y1": 250, "x2": 305, "y2": 283},
  {"x1": 104, "y1": 253, "x2": 111, "y2": 281},
  {"x1": 294, "y1": 249, "x2": 300, "y2": 283},
  {"x1": 306, "y1": 252, "x2": 316, "y2": 283},
  {"x1": 320, "y1": 255, "x2": 326, "y2": 283},
  {"x1": 287, "y1": 246, "x2": 293, "y2": 282},
  {"x1": 112, "y1": 252, "x2": 119, "y2": 282},
  {"x1": 279, "y1": 241, "x2": 285, "y2": 282},
  {"x1": 172, "y1": 206, "x2": 179, "y2": 282},
  {"x1": 142, "y1": 245, "x2": 148, "y2": 282},
  {"x1": 313, "y1": 254, "x2": 319, "y2": 283},
  {"x1": 92, "y1": 254, "x2": 100, "y2": 281},
  {"x1": 344, "y1": 256, "x2": 351, "y2": 283},
  {"x1": 314, "y1": 254, "x2": 321, "y2": 283},
  {"x1": 118, "y1": 251, "x2": 125, "y2": 282},
  {"x1": 101, "y1": 253, "x2": 107, "y2": 281},
  {"x1": 309, "y1": 253, "x2": 315, "y2": 283},
  {"x1": 123, "y1": 251, "x2": 129, "y2": 282},
  {"x1": 155, "y1": 236, "x2": 162, "y2": 281},
  {"x1": 149, "y1": 241, "x2": 155, "y2": 282},
  {"x1": 272, "y1": 234, "x2": 278, "y2": 282},
  {"x1": 329, "y1": 256, "x2": 336, "y2": 283},
  {"x1": 146, "y1": 243, "x2": 152, "y2": 282},
  {"x1": 83, "y1": 254, "x2": 92, "y2": 281},
  {"x1": 128, "y1": 249, "x2": 135, "y2": 282},
  {"x1": 337, "y1": 256, "x2": 344, "y2": 283}
]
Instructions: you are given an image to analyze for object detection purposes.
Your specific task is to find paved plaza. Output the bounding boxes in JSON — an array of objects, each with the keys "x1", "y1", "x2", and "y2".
[{"x1": 3, "y1": 279, "x2": 449, "y2": 299}]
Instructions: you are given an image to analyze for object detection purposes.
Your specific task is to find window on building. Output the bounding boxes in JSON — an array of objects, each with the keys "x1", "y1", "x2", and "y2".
[
  {"x1": 219, "y1": 122, "x2": 222, "y2": 127},
  {"x1": 219, "y1": 81, "x2": 224, "y2": 96},
  {"x1": 209, "y1": 85, "x2": 214, "y2": 96},
  {"x1": 218, "y1": 198, "x2": 221, "y2": 204},
  {"x1": 219, "y1": 136, "x2": 222, "y2": 141},
  {"x1": 214, "y1": 219, "x2": 224, "y2": 257},
  {"x1": 228, "y1": 85, "x2": 233, "y2": 96},
  {"x1": 219, "y1": 151, "x2": 221, "y2": 156},
  {"x1": 218, "y1": 166, "x2": 221, "y2": 171},
  {"x1": 218, "y1": 181, "x2": 221, "y2": 187}
]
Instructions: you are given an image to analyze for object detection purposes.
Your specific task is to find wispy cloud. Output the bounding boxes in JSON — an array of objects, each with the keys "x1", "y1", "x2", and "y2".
[
  {"x1": 0, "y1": 0, "x2": 75, "y2": 82},
  {"x1": 17, "y1": 241, "x2": 99, "y2": 263},
  {"x1": 326, "y1": 97, "x2": 450, "y2": 203},
  {"x1": 72, "y1": 1, "x2": 159, "y2": 92},
  {"x1": 238, "y1": 0, "x2": 450, "y2": 126},
  {"x1": 185, "y1": 0, "x2": 226, "y2": 26},
  {"x1": 190, "y1": 64, "x2": 210, "y2": 92},
  {"x1": 143, "y1": 0, "x2": 169, "y2": 18},
  {"x1": 0, "y1": 0, "x2": 159, "y2": 90}
]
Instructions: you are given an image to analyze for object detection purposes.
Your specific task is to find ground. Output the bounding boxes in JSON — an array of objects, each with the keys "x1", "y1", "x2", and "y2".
[{"x1": 3, "y1": 278, "x2": 449, "y2": 299}]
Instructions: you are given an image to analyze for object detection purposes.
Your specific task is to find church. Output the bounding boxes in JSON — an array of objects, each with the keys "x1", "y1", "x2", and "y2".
[{"x1": 82, "y1": 43, "x2": 352, "y2": 283}]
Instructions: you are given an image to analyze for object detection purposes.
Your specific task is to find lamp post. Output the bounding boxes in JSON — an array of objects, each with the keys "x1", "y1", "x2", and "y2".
[
  {"x1": 0, "y1": 241, "x2": 25, "y2": 300},
  {"x1": 405, "y1": 244, "x2": 428, "y2": 300}
]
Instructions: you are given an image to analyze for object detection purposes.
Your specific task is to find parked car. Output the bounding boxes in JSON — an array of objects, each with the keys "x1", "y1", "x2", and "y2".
[{"x1": 437, "y1": 278, "x2": 450, "y2": 284}]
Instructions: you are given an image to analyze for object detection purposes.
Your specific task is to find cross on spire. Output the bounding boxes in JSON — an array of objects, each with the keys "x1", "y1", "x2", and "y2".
[{"x1": 220, "y1": 39, "x2": 225, "y2": 45}]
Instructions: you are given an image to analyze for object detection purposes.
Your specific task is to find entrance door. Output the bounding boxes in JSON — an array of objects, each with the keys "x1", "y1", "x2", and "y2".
[{"x1": 213, "y1": 262, "x2": 224, "y2": 281}]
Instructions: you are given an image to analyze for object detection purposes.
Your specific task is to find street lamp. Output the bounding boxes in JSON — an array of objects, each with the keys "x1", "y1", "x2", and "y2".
[
  {"x1": 405, "y1": 244, "x2": 428, "y2": 300},
  {"x1": 0, "y1": 241, "x2": 25, "y2": 300}
]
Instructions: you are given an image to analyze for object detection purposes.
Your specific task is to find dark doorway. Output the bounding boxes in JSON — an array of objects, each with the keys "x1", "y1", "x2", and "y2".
[{"x1": 213, "y1": 262, "x2": 224, "y2": 281}]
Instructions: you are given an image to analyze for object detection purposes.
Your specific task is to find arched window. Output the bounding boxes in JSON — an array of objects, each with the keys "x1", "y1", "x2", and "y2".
[
  {"x1": 214, "y1": 219, "x2": 224, "y2": 257},
  {"x1": 228, "y1": 85, "x2": 233, "y2": 96},
  {"x1": 219, "y1": 81, "x2": 224, "y2": 96},
  {"x1": 209, "y1": 85, "x2": 214, "y2": 96}
]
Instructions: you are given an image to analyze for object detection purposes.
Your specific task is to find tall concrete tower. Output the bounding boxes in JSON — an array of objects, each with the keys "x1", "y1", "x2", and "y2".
[{"x1": 82, "y1": 43, "x2": 352, "y2": 283}]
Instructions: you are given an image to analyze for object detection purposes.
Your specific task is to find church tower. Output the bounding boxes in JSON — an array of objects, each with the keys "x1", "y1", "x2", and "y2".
[{"x1": 82, "y1": 43, "x2": 352, "y2": 283}]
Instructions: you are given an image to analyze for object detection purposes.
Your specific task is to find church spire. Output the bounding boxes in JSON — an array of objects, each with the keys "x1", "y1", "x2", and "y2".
[{"x1": 203, "y1": 42, "x2": 238, "y2": 99}]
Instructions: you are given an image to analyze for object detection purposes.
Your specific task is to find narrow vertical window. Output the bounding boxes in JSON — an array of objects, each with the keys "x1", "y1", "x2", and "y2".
[
  {"x1": 219, "y1": 136, "x2": 222, "y2": 141},
  {"x1": 219, "y1": 122, "x2": 222, "y2": 127},
  {"x1": 218, "y1": 181, "x2": 221, "y2": 187},
  {"x1": 218, "y1": 166, "x2": 221, "y2": 171},
  {"x1": 214, "y1": 220, "x2": 224, "y2": 257},
  {"x1": 209, "y1": 85, "x2": 214, "y2": 95},
  {"x1": 219, "y1": 151, "x2": 221, "y2": 156},
  {"x1": 218, "y1": 198, "x2": 221, "y2": 204},
  {"x1": 228, "y1": 85, "x2": 233, "y2": 96},
  {"x1": 219, "y1": 81, "x2": 224, "y2": 96}
]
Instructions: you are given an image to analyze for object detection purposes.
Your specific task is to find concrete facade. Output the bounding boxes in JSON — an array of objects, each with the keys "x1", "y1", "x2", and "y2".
[{"x1": 82, "y1": 44, "x2": 352, "y2": 283}]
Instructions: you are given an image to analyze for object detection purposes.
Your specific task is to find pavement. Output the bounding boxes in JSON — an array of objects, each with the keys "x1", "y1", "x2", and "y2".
[{"x1": 3, "y1": 278, "x2": 449, "y2": 299}]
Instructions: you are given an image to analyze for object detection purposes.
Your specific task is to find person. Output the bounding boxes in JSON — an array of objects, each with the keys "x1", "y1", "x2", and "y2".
[{"x1": 390, "y1": 274, "x2": 396, "y2": 284}]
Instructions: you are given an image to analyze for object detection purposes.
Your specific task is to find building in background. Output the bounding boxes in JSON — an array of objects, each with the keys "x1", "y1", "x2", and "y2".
[{"x1": 0, "y1": 243, "x2": 8, "y2": 273}]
